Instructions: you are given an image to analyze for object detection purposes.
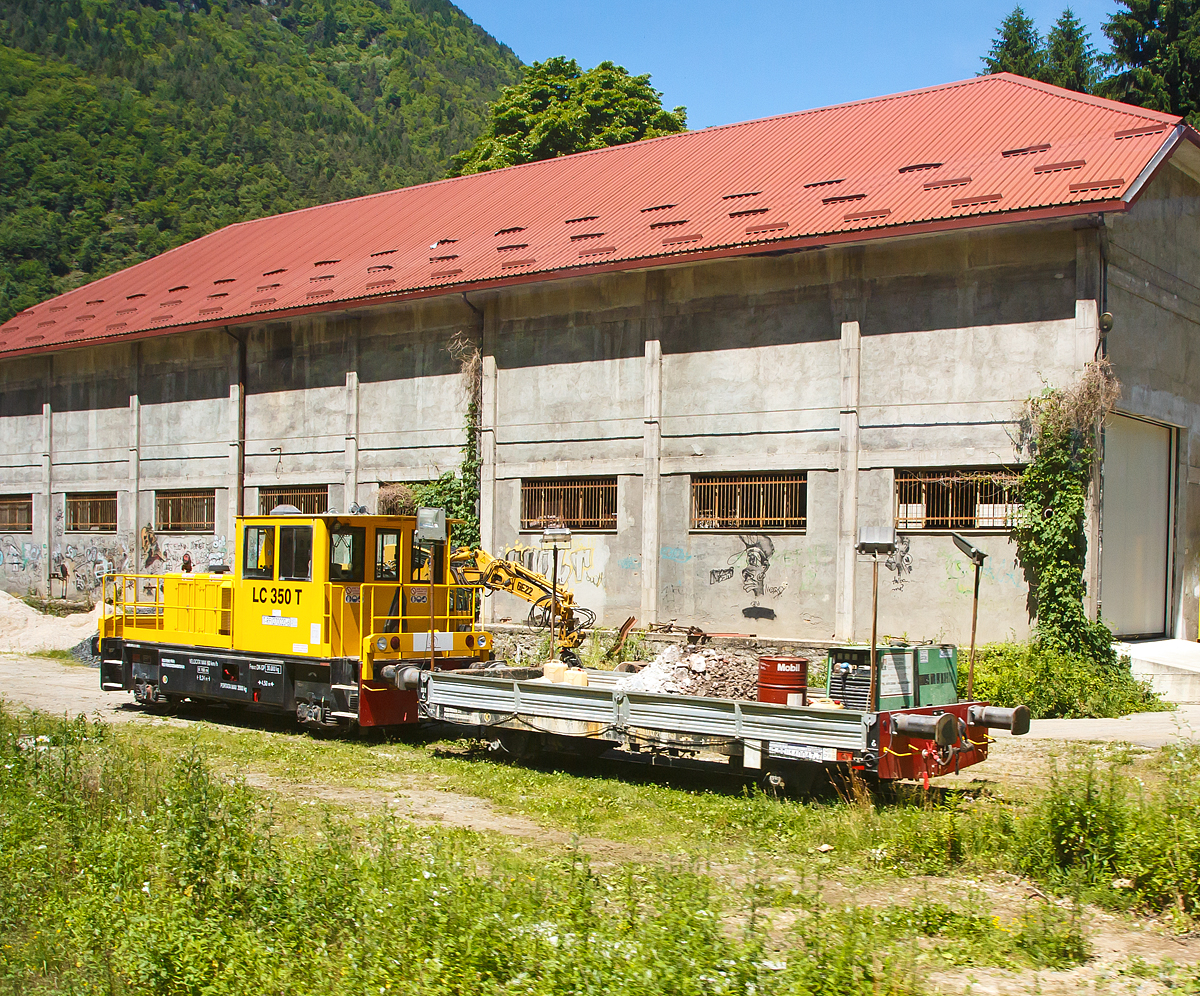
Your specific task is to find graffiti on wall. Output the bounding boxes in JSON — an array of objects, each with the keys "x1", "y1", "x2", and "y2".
[
  {"x1": 498, "y1": 538, "x2": 609, "y2": 620},
  {"x1": 708, "y1": 534, "x2": 782, "y2": 621},
  {"x1": 0, "y1": 536, "x2": 44, "y2": 594},
  {"x1": 51, "y1": 540, "x2": 130, "y2": 595},
  {"x1": 884, "y1": 534, "x2": 913, "y2": 591}
]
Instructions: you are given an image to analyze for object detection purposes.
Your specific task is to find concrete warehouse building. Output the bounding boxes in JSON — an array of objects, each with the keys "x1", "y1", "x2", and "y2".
[{"x1": 2, "y1": 72, "x2": 1199, "y2": 645}]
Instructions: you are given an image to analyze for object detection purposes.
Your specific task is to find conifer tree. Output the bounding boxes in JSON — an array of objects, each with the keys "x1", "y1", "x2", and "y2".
[
  {"x1": 1045, "y1": 8, "x2": 1098, "y2": 92},
  {"x1": 981, "y1": 6, "x2": 1047, "y2": 79},
  {"x1": 1100, "y1": 0, "x2": 1200, "y2": 123}
]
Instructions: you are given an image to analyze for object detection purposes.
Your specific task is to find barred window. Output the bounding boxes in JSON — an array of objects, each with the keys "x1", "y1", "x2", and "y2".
[
  {"x1": 895, "y1": 469, "x2": 1022, "y2": 531},
  {"x1": 691, "y1": 472, "x2": 807, "y2": 530},
  {"x1": 0, "y1": 494, "x2": 32, "y2": 532},
  {"x1": 259, "y1": 485, "x2": 328, "y2": 515},
  {"x1": 155, "y1": 489, "x2": 215, "y2": 533},
  {"x1": 521, "y1": 477, "x2": 617, "y2": 531},
  {"x1": 66, "y1": 492, "x2": 117, "y2": 532}
]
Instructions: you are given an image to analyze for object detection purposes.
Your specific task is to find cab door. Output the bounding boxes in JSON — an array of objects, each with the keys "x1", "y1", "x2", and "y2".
[{"x1": 328, "y1": 525, "x2": 366, "y2": 657}]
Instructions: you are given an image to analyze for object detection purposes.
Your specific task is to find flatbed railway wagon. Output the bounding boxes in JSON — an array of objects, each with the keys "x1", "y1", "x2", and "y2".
[
  {"x1": 98, "y1": 510, "x2": 494, "y2": 729},
  {"x1": 409, "y1": 645, "x2": 1030, "y2": 789}
]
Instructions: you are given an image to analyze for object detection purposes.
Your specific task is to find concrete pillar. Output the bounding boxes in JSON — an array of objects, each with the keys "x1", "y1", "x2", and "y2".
[
  {"x1": 1076, "y1": 298, "x2": 1102, "y2": 622},
  {"x1": 41, "y1": 393, "x2": 51, "y2": 596},
  {"x1": 835, "y1": 320, "x2": 861, "y2": 640},
  {"x1": 479, "y1": 303, "x2": 499, "y2": 622},
  {"x1": 227, "y1": 378, "x2": 243, "y2": 539},
  {"x1": 641, "y1": 337, "x2": 662, "y2": 624},
  {"x1": 344, "y1": 370, "x2": 359, "y2": 508},
  {"x1": 128, "y1": 349, "x2": 140, "y2": 536}
]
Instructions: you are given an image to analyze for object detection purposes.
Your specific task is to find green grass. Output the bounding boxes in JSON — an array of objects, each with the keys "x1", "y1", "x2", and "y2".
[
  {"x1": 30, "y1": 650, "x2": 82, "y2": 663},
  {"x1": 6, "y1": 708, "x2": 1199, "y2": 994}
]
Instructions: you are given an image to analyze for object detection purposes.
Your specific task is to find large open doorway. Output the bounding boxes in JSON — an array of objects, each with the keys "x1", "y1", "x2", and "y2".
[{"x1": 1100, "y1": 413, "x2": 1174, "y2": 639}]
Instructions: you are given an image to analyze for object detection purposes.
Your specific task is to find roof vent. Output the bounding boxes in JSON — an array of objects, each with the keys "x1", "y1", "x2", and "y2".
[
  {"x1": 314, "y1": 259, "x2": 340, "y2": 267},
  {"x1": 1001, "y1": 143, "x2": 1051, "y2": 157},
  {"x1": 495, "y1": 226, "x2": 526, "y2": 236},
  {"x1": 1115, "y1": 123, "x2": 1167, "y2": 140},
  {"x1": 151, "y1": 314, "x2": 172, "y2": 322},
  {"x1": 640, "y1": 204, "x2": 676, "y2": 212},
  {"x1": 199, "y1": 306, "x2": 224, "y2": 314},
  {"x1": 898, "y1": 162, "x2": 943, "y2": 173},
  {"x1": 722, "y1": 190, "x2": 762, "y2": 199},
  {"x1": 86, "y1": 299, "x2": 105, "y2": 305},
  {"x1": 578, "y1": 246, "x2": 616, "y2": 257},
  {"x1": 497, "y1": 243, "x2": 529, "y2": 252},
  {"x1": 431, "y1": 238, "x2": 458, "y2": 247},
  {"x1": 500, "y1": 258, "x2": 536, "y2": 268},
  {"x1": 565, "y1": 215, "x2": 600, "y2": 224},
  {"x1": 924, "y1": 175, "x2": 971, "y2": 190},
  {"x1": 569, "y1": 232, "x2": 606, "y2": 240},
  {"x1": 1068, "y1": 177, "x2": 1125, "y2": 192},
  {"x1": 310, "y1": 274, "x2": 335, "y2": 282},
  {"x1": 168, "y1": 285, "x2": 189, "y2": 292},
  {"x1": 306, "y1": 289, "x2": 333, "y2": 299},
  {"x1": 730, "y1": 207, "x2": 769, "y2": 217},
  {"x1": 661, "y1": 232, "x2": 702, "y2": 245},
  {"x1": 822, "y1": 192, "x2": 867, "y2": 204},
  {"x1": 366, "y1": 279, "x2": 396, "y2": 290},
  {"x1": 844, "y1": 208, "x2": 892, "y2": 222},
  {"x1": 65, "y1": 328, "x2": 87, "y2": 335},
  {"x1": 1033, "y1": 159, "x2": 1085, "y2": 174},
  {"x1": 257, "y1": 284, "x2": 280, "y2": 292},
  {"x1": 367, "y1": 264, "x2": 393, "y2": 273},
  {"x1": 252, "y1": 298, "x2": 276, "y2": 307},
  {"x1": 25, "y1": 334, "x2": 44, "y2": 342},
  {"x1": 214, "y1": 278, "x2": 236, "y2": 285},
  {"x1": 803, "y1": 177, "x2": 844, "y2": 188},
  {"x1": 207, "y1": 292, "x2": 228, "y2": 299},
  {"x1": 116, "y1": 307, "x2": 138, "y2": 315},
  {"x1": 370, "y1": 248, "x2": 398, "y2": 257},
  {"x1": 649, "y1": 219, "x2": 689, "y2": 229},
  {"x1": 75, "y1": 314, "x2": 95, "y2": 321},
  {"x1": 263, "y1": 268, "x2": 287, "y2": 276},
  {"x1": 126, "y1": 293, "x2": 146, "y2": 300},
  {"x1": 49, "y1": 305, "x2": 66, "y2": 312},
  {"x1": 431, "y1": 268, "x2": 463, "y2": 278},
  {"x1": 746, "y1": 221, "x2": 789, "y2": 234},
  {"x1": 161, "y1": 300, "x2": 182, "y2": 307},
  {"x1": 106, "y1": 322, "x2": 127, "y2": 331},
  {"x1": 430, "y1": 254, "x2": 459, "y2": 263},
  {"x1": 950, "y1": 192, "x2": 1003, "y2": 207},
  {"x1": 37, "y1": 320, "x2": 55, "y2": 327}
]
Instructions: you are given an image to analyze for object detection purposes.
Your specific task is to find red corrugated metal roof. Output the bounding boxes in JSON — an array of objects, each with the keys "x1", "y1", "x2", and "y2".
[{"x1": 3, "y1": 72, "x2": 1191, "y2": 357}]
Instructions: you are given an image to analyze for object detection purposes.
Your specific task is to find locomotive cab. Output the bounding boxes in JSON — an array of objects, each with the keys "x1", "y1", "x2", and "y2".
[{"x1": 98, "y1": 510, "x2": 492, "y2": 727}]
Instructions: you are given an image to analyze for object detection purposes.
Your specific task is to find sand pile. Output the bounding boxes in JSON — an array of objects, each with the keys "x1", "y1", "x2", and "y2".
[
  {"x1": 617, "y1": 644, "x2": 761, "y2": 700},
  {"x1": 0, "y1": 592, "x2": 101, "y2": 654}
]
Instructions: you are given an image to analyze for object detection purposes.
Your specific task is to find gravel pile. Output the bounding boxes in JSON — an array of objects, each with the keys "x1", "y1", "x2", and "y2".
[
  {"x1": 617, "y1": 644, "x2": 762, "y2": 700},
  {"x1": 70, "y1": 636, "x2": 101, "y2": 668}
]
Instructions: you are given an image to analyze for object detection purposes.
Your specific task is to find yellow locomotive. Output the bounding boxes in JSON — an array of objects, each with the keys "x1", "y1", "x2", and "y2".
[{"x1": 98, "y1": 509, "x2": 492, "y2": 728}]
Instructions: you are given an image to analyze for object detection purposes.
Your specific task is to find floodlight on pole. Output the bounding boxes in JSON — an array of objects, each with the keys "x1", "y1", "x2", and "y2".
[
  {"x1": 856, "y1": 527, "x2": 897, "y2": 711},
  {"x1": 950, "y1": 531, "x2": 988, "y2": 700},
  {"x1": 540, "y1": 525, "x2": 572, "y2": 661}
]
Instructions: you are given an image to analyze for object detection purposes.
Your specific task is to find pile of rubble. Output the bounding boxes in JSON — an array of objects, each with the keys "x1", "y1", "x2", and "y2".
[{"x1": 616, "y1": 644, "x2": 762, "y2": 700}]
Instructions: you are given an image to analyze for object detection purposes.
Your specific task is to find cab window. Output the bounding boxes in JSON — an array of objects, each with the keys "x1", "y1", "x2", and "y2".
[
  {"x1": 279, "y1": 526, "x2": 313, "y2": 581},
  {"x1": 243, "y1": 526, "x2": 274, "y2": 580},
  {"x1": 329, "y1": 526, "x2": 365, "y2": 583},
  {"x1": 375, "y1": 530, "x2": 400, "y2": 582}
]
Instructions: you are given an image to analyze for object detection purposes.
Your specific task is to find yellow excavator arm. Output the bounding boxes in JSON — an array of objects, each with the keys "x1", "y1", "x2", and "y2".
[{"x1": 450, "y1": 547, "x2": 596, "y2": 656}]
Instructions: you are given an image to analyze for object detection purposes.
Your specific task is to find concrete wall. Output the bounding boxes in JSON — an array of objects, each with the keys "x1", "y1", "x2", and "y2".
[
  {"x1": 7, "y1": 167, "x2": 1198, "y2": 644},
  {"x1": 1104, "y1": 154, "x2": 1200, "y2": 639}
]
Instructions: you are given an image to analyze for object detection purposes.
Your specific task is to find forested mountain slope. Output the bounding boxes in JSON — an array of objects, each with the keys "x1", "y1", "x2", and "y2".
[{"x1": 0, "y1": 0, "x2": 522, "y2": 322}]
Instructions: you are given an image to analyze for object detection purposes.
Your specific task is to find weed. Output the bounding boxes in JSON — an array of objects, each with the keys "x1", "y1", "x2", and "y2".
[{"x1": 960, "y1": 641, "x2": 1167, "y2": 718}]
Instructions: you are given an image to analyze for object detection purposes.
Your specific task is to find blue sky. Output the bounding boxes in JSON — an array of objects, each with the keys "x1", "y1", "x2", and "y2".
[{"x1": 455, "y1": 1, "x2": 1121, "y2": 129}]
